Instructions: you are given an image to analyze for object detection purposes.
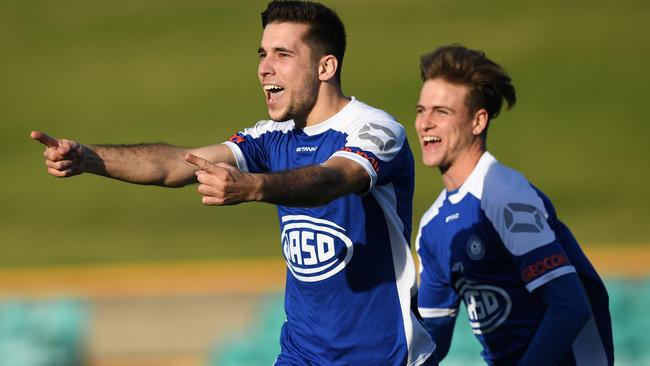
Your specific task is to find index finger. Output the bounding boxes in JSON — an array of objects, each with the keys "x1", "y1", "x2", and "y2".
[
  {"x1": 30, "y1": 131, "x2": 59, "y2": 148},
  {"x1": 185, "y1": 154, "x2": 217, "y2": 172}
]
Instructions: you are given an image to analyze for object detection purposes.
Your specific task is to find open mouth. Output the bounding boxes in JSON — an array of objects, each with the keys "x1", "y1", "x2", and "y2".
[
  {"x1": 264, "y1": 84, "x2": 285, "y2": 104},
  {"x1": 422, "y1": 135, "x2": 441, "y2": 146}
]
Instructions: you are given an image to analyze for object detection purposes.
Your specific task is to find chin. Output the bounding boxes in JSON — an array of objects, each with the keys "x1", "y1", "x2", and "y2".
[
  {"x1": 421, "y1": 155, "x2": 440, "y2": 168},
  {"x1": 268, "y1": 110, "x2": 288, "y2": 122},
  {"x1": 421, "y1": 160, "x2": 437, "y2": 168}
]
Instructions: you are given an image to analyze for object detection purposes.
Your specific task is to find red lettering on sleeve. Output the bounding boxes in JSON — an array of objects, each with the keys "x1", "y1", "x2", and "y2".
[
  {"x1": 228, "y1": 134, "x2": 246, "y2": 144},
  {"x1": 521, "y1": 252, "x2": 569, "y2": 283}
]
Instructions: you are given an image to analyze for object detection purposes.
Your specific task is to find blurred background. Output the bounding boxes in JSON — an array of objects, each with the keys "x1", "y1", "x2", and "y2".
[{"x1": 1, "y1": 0, "x2": 648, "y2": 365}]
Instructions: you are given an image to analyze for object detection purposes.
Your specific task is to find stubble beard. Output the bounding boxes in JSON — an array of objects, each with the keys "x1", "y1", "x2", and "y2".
[{"x1": 275, "y1": 69, "x2": 320, "y2": 125}]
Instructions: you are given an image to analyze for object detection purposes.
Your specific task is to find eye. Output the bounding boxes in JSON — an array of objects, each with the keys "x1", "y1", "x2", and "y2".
[
  {"x1": 415, "y1": 107, "x2": 424, "y2": 115},
  {"x1": 258, "y1": 52, "x2": 267, "y2": 59},
  {"x1": 436, "y1": 109, "x2": 450, "y2": 115},
  {"x1": 278, "y1": 52, "x2": 290, "y2": 59}
]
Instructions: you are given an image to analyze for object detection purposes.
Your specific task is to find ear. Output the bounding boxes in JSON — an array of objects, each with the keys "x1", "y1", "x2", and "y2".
[
  {"x1": 318, "y1": 55, "x2": 339, "y2": 82},
  {"x1": 472, "y1": 108, "x2": 489, "y2": 136}
]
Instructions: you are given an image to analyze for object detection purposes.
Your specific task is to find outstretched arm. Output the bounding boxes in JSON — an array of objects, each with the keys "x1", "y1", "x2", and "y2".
[
  {"x1": 30, "y1": 130, "x2": 235, "y2": 187},
  {"x1": 185, "y1": 154, "x2": 370, "y2": 206}
]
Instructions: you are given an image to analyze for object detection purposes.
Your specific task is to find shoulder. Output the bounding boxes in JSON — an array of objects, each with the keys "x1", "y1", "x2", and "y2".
[
  {"x1": 338, "y1": 98, "x2": 406, "y2": 138},
  {"x1": 479, "y1": 156, "x2": 556, "y2": 255},
  {"x1": 416, "y1": 190, "x2": 446, "y2": 247},
  {"x1": 478, "y1": 156, "x2": 529, "y2": 198},
  {"x1": 481, "y1": 159, "x2": 546, "y2": 213},
  {"x1": 419, "y1": 190, "x2": 446, "y2": 229}
]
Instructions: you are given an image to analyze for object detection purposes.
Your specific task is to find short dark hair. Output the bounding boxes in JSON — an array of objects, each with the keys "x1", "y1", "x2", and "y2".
[
  {"x1": 261, "y1": 0, "x2": 346, "y2": 83},
  {"x1": 420, "y1": 45, "x2": 516, "y2": 121}
]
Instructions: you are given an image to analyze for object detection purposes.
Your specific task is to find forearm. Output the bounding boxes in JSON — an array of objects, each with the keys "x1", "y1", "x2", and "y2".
[
  {"x1": 84, "y1": 143, "x2": 195, "y2": 187},
  {"x1": 254, "y1": 157, "x2": 369, "y2": 207},
  {"x1": 518, "y1": 274, "x2": 591, "y2": 366},
  {"x1": 422, "y1": 316, "x2": 455, "y2": 362},
  {"x1": 188, "y1": 156, "x2": 369, "y2": 207},
  {"x1": 256, "y1": 165, "x2": 353, "y2": 207}
]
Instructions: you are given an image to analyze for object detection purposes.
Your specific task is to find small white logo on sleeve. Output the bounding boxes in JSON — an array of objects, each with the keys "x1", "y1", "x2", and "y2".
[{"x1": 281, "y1": 215, "x2": 354, "y2": 282}]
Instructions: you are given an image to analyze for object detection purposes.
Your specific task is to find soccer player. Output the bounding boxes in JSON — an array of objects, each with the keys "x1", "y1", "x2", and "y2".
[
  {"x1": 31, "y1": 1, "x2": 436, "y2": 365},
  {"x1": 414, "y1": 45, "x2": 614, "y2": 365}
]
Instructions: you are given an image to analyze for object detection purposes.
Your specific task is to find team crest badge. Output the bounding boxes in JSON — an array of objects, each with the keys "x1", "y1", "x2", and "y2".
[{"x1": 466, "y1": 235, "x2": 485, "y2": 260}]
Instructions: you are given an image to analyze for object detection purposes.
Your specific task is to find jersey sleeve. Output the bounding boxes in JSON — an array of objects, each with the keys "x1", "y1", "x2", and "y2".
[
  {"x1": 519, "y1": 273, "x2": 592, "y2": 366},
  {"x1": 330, "y1": 119, "x2": 411, "y2": 192},
  {"x1": 416, "y1": 222, "x2": 460, "y2": 319},
  {"x1": 483, "y1": 186, "x2": 577, "y2": 292},
  {"x1": 223, "y1": 120, "x2": 276, "y2": 173}
]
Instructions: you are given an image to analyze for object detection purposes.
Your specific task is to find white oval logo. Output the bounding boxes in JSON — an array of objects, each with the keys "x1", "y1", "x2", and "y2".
[
  {"x1": 455, "y1": 279, "x2": 512, "y2": 335},
  {"x1": 280, "y1": 215, "x2": 354, "y2": 282}
]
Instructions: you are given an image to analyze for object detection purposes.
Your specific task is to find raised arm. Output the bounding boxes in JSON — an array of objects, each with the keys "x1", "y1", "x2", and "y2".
[
  {"x1": 185, "y1": 154, "x2": 370, "y2": 206},
  {"x1": 30, "y1": 130, "x2": 236, "y2": 188}
]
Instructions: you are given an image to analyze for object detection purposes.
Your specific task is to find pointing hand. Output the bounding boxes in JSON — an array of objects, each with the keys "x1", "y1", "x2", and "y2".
[
  {"x1": 185, "y1": 154, "x2": 261, "y2": 205},
  {"x1": 30, "y1": 131, "x2": 85, "y2": 177}
]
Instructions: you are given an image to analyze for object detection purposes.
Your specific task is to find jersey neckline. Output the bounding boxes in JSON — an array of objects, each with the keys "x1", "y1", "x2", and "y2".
[
  {"x1": 446, "y1": 151, "x2": 496, "y2": 204},
  {"x1": 300, "y1": 96, "x2": 357, "y2": 136}
]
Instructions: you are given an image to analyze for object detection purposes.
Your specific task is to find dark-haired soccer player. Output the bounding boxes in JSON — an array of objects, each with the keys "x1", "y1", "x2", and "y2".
[
  {"x1": 414, "y1": 45, "x2": 613, "y2": 365},
  {"x1": 30, "y1": 1, "x2": 436, "y2": 365}
]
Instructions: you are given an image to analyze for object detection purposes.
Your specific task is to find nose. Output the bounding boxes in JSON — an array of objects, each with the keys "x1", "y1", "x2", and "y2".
[
  {"x1": 415, "y1": 111, "x2": 434, "y2": 132},
  {"x1": 258, "y1": 55, "x2": 274, "y2": 79}
]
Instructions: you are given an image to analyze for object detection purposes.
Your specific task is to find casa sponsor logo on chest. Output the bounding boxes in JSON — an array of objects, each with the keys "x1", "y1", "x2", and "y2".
[
  {"x1": 281, "y1": 215, "x2": 354, "y2": 282},
  {"x1": 455, "y1": 278, "x2": 512, "y2": 335}
]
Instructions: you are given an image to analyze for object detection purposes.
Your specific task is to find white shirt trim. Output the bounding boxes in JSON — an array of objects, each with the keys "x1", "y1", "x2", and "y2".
[{"x1": 526, "y1": 266, "x2": 577, "y2": 292}]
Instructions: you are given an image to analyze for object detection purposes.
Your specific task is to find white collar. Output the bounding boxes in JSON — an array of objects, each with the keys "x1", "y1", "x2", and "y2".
[{"x1": 447, "y1": 151, "x2": 497, "y2": 204}]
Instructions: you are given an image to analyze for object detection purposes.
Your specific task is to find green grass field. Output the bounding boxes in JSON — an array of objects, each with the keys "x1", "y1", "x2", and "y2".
[{"x1": 1, "y1": 0, "x2": 649, "y2": 267}]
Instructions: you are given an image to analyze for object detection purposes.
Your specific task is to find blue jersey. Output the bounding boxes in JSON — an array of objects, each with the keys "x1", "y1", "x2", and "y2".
[
  {"x1": 417, "y1": 152, "x2": 613, "y2": 365},
  {"x1": 225, "y1": 97, "x2": 435, "y2": 366}
]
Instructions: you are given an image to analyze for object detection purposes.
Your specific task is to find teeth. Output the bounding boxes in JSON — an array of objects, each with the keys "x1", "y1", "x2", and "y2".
[
  {"x1": 264, "y1": 84, "x2": 284, "y2": 91},
  {"x1": 423, "y1": 136, "x2": 441, "y2": 142}
]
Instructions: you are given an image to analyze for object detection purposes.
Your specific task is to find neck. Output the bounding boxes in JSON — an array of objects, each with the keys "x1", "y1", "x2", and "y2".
[
  {"x1": 298, "y1": 82, "x2": 349, "y2": 128},
  {"x1": 440, "y1": 143, "x2": 486, "y2": 191}
]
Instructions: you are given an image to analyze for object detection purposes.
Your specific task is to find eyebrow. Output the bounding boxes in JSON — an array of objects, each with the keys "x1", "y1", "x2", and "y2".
[
  {"x1": 415, "y1": 104, "x2": 454, "y2": 111},
  {"x1": 257, "y1": 46, "x2": 296, "y2": 55}
]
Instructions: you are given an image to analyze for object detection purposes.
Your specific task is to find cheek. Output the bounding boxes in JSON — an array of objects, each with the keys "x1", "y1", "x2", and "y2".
[
  {"x1": 415, "y1": 115, "x2": 434, "y2": 132},
  {"x1": 414, "y1": 117, "x2": 423, "y2": 132}
]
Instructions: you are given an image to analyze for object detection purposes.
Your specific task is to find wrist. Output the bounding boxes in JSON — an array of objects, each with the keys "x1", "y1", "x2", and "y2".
[
  {"x1": 249, "y1": 173, "x2": 267, "y2": 202},
  {"x1": 80, "y1": 144, "x2": 103, "y2": 175}
]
